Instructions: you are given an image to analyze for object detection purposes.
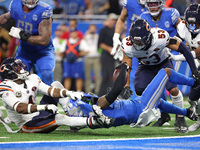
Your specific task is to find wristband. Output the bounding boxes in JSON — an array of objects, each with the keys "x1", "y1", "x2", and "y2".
[
  {"x1": 113, "y1": 33, "x2": 120, "y2": 39},
  {"x1": 60, "y1": 89, "x2": 66, "y2": 97},
  {"x1": 37, "y1": 105, "x2": 46, "y2": 111},
  {"x1": 27, "y1": 104, "x2": 32, "y2": 114},
  {"x1": 191, "y1": 51, "x2": 196, "y2": 58},
  {"x1": 13, "y1": 101, "x2": 20, "y2": 111},
  {"x1": 50, "y1": 87, "x2": 55, "y2": 97}
]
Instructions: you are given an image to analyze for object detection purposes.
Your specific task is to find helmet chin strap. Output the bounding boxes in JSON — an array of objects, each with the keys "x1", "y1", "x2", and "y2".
[{"x1": 150, "y1": 9, "x2": 161, "y2": 17}]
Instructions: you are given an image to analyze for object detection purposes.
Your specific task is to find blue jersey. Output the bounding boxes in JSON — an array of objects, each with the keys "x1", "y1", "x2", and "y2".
[
  {"x1": 123, "y1": 0, "x2": 147, "y2": 36},
  {"x1": 9, "y1": 0, "x2": 54, "y2": 53},
  {"x1": 140, "y1": 8, "x2": 180, "y2": 37}
]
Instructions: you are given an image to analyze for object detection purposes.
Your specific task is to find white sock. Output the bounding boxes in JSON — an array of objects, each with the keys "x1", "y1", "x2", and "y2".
[
  {"x1": 171, "y1": 90, "x2": 184, "y2": 117},
  {"x1": 55, "y1": 113, "x2": 87, "y2": 127}
]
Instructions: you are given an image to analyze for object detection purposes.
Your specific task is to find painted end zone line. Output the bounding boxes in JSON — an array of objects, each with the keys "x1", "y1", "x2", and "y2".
[{"x1": 1, "y1": 135, "x2": 200, "y2": 150}]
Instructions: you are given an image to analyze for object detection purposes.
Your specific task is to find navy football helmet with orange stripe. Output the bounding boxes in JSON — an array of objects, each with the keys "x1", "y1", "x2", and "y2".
[
  {"x1": 129, "y1": 19, "x2": 152, "y2": 51},
  {"x1": 0, "y1": 58, "x2": 29, "y2": 81}
]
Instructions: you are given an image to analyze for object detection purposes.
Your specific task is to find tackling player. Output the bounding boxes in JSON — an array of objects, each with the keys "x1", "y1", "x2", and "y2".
[
  {"x1": 140, "y1": 0, "x2": 186, "y2": 130},
  {"x1": 0, "y1": 58, "x2": 112, "y2": 133}
]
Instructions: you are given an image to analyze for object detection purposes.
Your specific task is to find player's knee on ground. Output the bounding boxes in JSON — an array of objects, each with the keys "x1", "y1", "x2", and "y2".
[
  {"x1": 41, "y1": 70, "x2": 54, "y2": 85},
  {"x1": 98, "y1": 96, "x2": 111, "y2": 109}
]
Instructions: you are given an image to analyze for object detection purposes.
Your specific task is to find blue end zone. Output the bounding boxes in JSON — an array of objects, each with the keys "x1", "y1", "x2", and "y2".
[{"x1": 1, "y1": 136, "x2": 200, "y2": 150}]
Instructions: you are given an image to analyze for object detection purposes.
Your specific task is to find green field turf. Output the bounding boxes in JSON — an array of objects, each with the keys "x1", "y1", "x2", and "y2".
[{"x1": 1, "y1": 96, "x2": 200, "y2": 143}]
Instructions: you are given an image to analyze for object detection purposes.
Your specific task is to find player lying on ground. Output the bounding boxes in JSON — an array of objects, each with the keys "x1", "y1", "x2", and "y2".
[
  {"x1": 67, "y1": 63, "x2": 199, "y2": 130},
  {"x1": 0, "y1": 58, "x2": 112, "y2": 133}
]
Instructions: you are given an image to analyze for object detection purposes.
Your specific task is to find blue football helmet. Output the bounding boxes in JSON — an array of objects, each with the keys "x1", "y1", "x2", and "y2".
[
  {"x1": 0, "y1": 58, "x2": 29, "y2": 81},
  {"x1": 185, "y1": 3, "x2": 200, "y2": 35},
  {"x1": 129, "y1": 19, "x2": 152, "y2": 51},
  {"x1": 145, "y1": 0, "x2": 165, "y2": 17},
  {"x1": 22, "y1": 0, "x2": 39, "y2": 9}
]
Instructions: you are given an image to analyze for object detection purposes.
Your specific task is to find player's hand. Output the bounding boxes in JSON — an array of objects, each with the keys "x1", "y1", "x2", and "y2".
[
  {"x1": 113, "y1": 49, "x2": 124, "y2": 61},
  {"x1": 111, "y1": 33, "x2": 122, "y2": 59},
  {"x1": 120, "y1": 86, "x2": 133, "y2": 99},
  {"x1": 192, "y1": 69, "x2": 200, "y2": 90},
  {"x1": 9, "y1": 27, "x2": 31, "y2": 41},
  {"x1": 45, "y1": 104, "x2": 58, "y2": 114},
  {"x1": 67, "y1": 91, "x2": 84, "y2": 100}
]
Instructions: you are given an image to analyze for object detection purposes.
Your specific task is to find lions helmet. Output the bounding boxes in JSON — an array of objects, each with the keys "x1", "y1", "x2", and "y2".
[
  {"x1": 129, "y1": 19, "x2": 152, "y2": 51},
  {"x1": 185, "y1": 3, "x2": 200, "y2": 35},
  {"x1": 145, "y1": 0, "x2": 165, "y2": 17},
  {"x1": 138, "y1": 0, "x2": 146, "y2": 6},
  {"x1": 22, "y1": 0, "x2": 39, "y2": 9},
  {"x1": 0, "y1": 58, "x2": 29, "y2": 81}
]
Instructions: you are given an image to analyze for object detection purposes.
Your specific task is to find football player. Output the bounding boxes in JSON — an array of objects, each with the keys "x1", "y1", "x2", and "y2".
[
  {"x1": 121, "y1": 19, "x2": 199, "y2": 133},
  {"x1": 0, "y1": 0, "x2": 55, "y2": 85},
  {"x1": 69, "y1": 62, "x2": 199, "y2": 130},
  {"x1": 169, "y1": 3, "x2": 200, "y2": 132},
  {"x1": 140, "y1": 0, "x2": 186, "y2": 130},
  {"x1": 111, "y1": 0, "x2": 147, "y2": 100},
  {"x1": 0, "y1": 58, "x2": 112, "y2": 133}
]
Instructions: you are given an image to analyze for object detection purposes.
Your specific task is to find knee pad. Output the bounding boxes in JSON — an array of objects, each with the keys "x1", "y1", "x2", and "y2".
[
  {"x1": 135, "y1": 88, "x2": 144, "y2": 96},
  {"x1": 41, "y1": 70, "x2": 54, "y2": 85}
]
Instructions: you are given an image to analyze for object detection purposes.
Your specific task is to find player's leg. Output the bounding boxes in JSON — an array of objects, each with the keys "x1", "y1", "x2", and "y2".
[
  {"x1": 130, "y1": 57, "x2": 139, "y2": 99},
  {"x1": 36, "y1": 50, "x2": 55, "y2": 86}
]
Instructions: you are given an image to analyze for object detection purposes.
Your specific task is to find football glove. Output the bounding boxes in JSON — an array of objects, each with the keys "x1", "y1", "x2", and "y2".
[
  {"x1": 111, "y1": 33, "x2": 121, "y2": 55},
  {"x1": 45, "y1": 104, "x2": 58, "y2": 114},
  {"x1": 9, "y1": 27, "x2": 31, "y2": 41},
  {"x1": 120, "y1": 86, "x2": 133, "y2": 99},
  {"x1": 66, "y1": 91, "x2": 84, "y2": 100},
  {"x1": 192, "y1": 69, "x2": 200, "y2": 90}
]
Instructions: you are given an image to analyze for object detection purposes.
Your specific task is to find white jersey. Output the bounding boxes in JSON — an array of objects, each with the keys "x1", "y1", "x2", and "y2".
[
  {"x1": 0, "y1": 74, "x2": 50, "y2": 127},
  {"x1": 177, "y1": 20, "x2": 200, "y2": 50},
  {"x1": 121, "y1": 28, "x2": 171, "y2": 65}
]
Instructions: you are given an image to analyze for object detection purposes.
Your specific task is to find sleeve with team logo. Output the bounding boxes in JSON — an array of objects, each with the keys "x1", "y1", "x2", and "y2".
[
  {"x1": 121, "y1": 36, "x2": 134, "y2": 58},
  {"x1": 170, "y1": 8, "x2": 180, "y2": 26},
  {"x1": 27, "y1": 74, "x2": 50, "y2": 95}
]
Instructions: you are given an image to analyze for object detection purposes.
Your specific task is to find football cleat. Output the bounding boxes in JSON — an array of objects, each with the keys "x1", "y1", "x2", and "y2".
[
  {"x1": 152, "y1": 112, "x2": 171, "y2": 127},
  {"x1": 174, "y1": 116, "x2": 188, "y2": 133},
  {"x1": 189, "y1": 119, "x2": 200, "y2": 131},
  {"x1": 87, "y1": 105, "x2": 114, "y2": 129},
  {"x1": 186, "y1": 105, "x2": 198, "y2": 121}
]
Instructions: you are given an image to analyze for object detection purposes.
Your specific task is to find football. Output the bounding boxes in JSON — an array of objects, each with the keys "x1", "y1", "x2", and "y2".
[{"x1": 112, "y1": 68, "x2": 128, "y2": 83}]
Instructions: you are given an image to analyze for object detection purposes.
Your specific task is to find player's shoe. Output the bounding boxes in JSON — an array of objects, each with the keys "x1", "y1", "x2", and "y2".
[
  {"x1": 152, "y1": 112, "x2": 171, "y2": 127},
  {"x1": 4, "y1": 116, "x2": 13, "y2": 124},
  {"x1": 189, "y1": 119, "x2": 200, "y2": 131},
  {"x1": 174, "y1": 116, "x2": 188, "y2": 133},
  {"x1": 87, "y1": 105, "x2": 114, "y2": 129},
  {"x1": 186, "y1": 105, "x2": 198, "y2": 121}
]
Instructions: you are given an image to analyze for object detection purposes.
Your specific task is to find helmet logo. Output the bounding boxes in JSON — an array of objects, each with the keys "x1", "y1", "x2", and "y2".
[
  {"x1": 146, "y1": 24, "x2": 151, "y2": 31},
  {"x1": 0, "y1": 65, "x2": 6, "y2": 72}
]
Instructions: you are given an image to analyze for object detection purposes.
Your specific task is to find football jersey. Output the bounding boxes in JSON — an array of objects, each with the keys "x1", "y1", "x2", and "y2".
[
  {"x1": 141, "y1": 8, "x2": 180, "y2": 37},
  {"x1": 123, "y1": 0, "x2": 147, "y2": 36},
  {"x1": 177, "y1": 20, "x2": 200, "y2": 50},
  {"x1": 0, "y1": 74, "x2": 50, "y2": 127},
  {"x1": 121, "y1": 28, "x2": 170, "y2": 65},
  {"x1": 9, "y1": 0, "x2": 53, "y2": 53}
]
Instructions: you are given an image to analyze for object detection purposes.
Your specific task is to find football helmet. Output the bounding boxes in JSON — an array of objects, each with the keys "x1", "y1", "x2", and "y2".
[
  {"x1": 137, "y1": 0, "x2": 146, "y2": 6},
  {"x1": 0, "y1": 58, "x2": 29, "y2": 81},
  {"x1": 22, "y1": 0, "x2": 39, "y2": 9},
  {"x1": 185, "y1": 3, "x2": 200, "y2": 35},
  {"x1": 145, "y1": 0, "x2": 165, "y2": 17},
  {"x1": 129, "y1": 19, "x2": 152, "y2": 51}
]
